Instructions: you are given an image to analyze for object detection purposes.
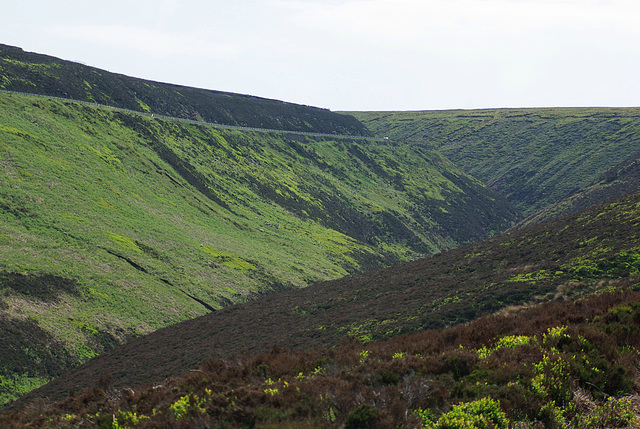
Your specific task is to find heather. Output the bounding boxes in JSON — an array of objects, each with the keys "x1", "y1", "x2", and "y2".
[{"x1": 2, "y1": 284, "x2": 639, "y2": 428}]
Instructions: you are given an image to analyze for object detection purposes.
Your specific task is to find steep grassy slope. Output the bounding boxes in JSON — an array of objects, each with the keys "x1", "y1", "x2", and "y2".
[
  {"x1": 349, "y1": 108, "x2": 640, "y2": 217},
  {"x1": 0, "y1": 44, "x2": 368, "y2": 135},
  {"x1": 0, "y1": 91, "x2": 515, "y2": 405},
  {"x1": 4, "y1": 286, "x2": 639, "y2": 428},
  {"x1": 18, "y1": 188, "x2": 640, "y2": 407},
  {"x1": 517, "y1": 151, "x2": 640, "y2": 228}
]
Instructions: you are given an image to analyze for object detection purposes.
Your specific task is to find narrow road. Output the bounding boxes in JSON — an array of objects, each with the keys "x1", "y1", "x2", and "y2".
[{"x1": 0, "y1": 89, "x2": 386, "y2": 142}]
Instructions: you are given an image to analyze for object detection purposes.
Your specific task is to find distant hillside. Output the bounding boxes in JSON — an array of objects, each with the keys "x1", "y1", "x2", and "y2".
[
  {"x1": 517, "y1": 151, "x2": 640, "y2": 228},
  {"x1": 349, "y1": 108, "x2": 640, "y2": 217},
  {"x1": 18, "y1": 188, "x2": 640, "y2": 406},
  {"x1": 0, "y1": 91, "x2": 515, "y2": 406},
  {"x1": 0, "y1": 44, "x2": 368, "y2": 135}
]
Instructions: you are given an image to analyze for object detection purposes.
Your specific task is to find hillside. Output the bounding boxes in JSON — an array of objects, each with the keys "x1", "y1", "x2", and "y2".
[
  {"x1": 349, "y1": 108, "x2": 640, "y2": 217},
  {"x1": 0, "y1": 44, "x2": 368, "y2": 135},
  {"x1": 3, "y1": 284, "x2": 639, "y2": 427},
  {"x1": 517, "y1": 151, "x2": 640, "y2": 228},
  {"x1": 4, "y1": 43, "x2": 639, "y2": 421},
  {"x1": 16, "y1": 187, "x2": 640, "y2": 409},
  {"x1": 0, "y1": 91, "x2": 516, "y2": 406}
]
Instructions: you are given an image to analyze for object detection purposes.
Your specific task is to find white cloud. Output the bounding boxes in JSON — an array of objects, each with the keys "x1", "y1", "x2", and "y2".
[
  {"x1": 156, "y1": 0, "x2": 183, "y2": 28},
  {"x1": 273, "y1": 0, "x2": 640, "y2": 42},
  {"x1": 2, "y1": 0, "x2": 639, "y2": 109},
  {"x1": 45, "y1": 24, "x2": 238, "y2": 60}
]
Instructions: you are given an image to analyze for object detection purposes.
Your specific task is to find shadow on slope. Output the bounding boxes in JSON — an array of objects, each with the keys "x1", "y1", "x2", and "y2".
[
  {"x1": 14, "y1": 189, "x2": 640, "y2": 407},
  {"x1": 350, "y1": 108, "x2": 640, "y2": 217},
  {"x1": 516, "y1": 152, "x2": 640, "y2": 228}
]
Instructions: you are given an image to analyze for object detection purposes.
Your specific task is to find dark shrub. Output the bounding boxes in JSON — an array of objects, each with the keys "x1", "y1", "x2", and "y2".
[
  {"x1": 373, "y1": 368, "x2": 401, "y2": 385},
  {"x1": 344, "y1": 404, "x2": 381, "y2": 429},
  {"x1": 443, "y1": 350, "x2": 478, "y2": 381}
]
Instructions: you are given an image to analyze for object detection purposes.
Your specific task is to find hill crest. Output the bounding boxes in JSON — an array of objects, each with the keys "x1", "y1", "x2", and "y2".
[
  {"x1": 0, "y1": 44, "x2": 368, "y2": 135},
  {"x1": 349, "y1": 108, "x2": 640, "y2": 217}
]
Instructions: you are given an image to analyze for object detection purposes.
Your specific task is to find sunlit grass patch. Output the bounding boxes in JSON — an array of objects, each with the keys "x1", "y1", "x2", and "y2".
[
  {"x1": 103, "y1": 231, "x2": 143, "y2": 253},
  {"x1": 200, "y1": 245, "x2": 256, "y2": 271}
]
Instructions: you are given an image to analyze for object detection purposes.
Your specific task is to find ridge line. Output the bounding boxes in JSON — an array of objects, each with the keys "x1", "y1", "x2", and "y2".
[{"x1": 0, "y1": 89, "x2": 387, "y2": 142}]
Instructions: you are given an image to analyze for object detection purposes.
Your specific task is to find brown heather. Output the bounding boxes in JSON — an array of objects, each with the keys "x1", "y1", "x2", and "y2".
[{"x1": 1, "y1": 283, "x2": 639, "y2": 427}]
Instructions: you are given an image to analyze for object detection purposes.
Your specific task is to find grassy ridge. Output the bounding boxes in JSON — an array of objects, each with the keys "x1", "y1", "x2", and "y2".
[
  {"x1": 0, "y1": 44, "x2": 368, "y2": 135},
  {"x1": 0, "y1": 91, "x2": 514, "y2": 405},
  {"x1": 17, "y1": 188, "x2": 640, "y2": 407},
  {"x1": 349, "y1": 108, "x2": 640, "y2": 217}
]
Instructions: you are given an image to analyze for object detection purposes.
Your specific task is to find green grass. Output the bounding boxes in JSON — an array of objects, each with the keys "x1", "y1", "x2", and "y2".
[
  {"x1": 0, "y1": 374, "x2": 50, "y2": 407},
  {"x1": 0, "y1": 92, "x2": 514, "y2": 405},
  {"x1": 349, "y1": 108, "x2": 640, "y2": 217}
]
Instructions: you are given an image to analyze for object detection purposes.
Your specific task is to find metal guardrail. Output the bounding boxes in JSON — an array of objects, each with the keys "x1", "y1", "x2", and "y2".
[{"x1": 0, "y1": 89, "x2": 386, "y2": 142}]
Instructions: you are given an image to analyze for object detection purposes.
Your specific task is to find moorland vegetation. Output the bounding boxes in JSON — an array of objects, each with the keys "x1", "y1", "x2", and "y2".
[
  {"x1": 350, "y1": 109, "x2": 640, "y2": 217},
  {"x1": 1, "y1": 44, "x2": 640, "y2": 426},
  {"x1": 0, "y1": 89, "x2": 512, "y2": 404},
  {"x1": 0, "y1": 44, "x2": 368, "y2": 135},
  {"x1": 12, "y1": 187, "x2": 640, "y2": 420},
  {"x1": 2, "y1": 272, "x2": 639, "y2": 427}
]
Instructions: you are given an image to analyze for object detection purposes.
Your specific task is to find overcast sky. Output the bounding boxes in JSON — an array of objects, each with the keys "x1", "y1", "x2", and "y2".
[{"x1": 2, "y1": 0, "x2": 639, "y2": 111}]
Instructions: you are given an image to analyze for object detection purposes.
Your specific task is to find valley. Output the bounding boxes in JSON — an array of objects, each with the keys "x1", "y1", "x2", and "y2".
[
  {"x1": 1, "y1": 44, "x2": 639, "y2": 427},
  {"x1": 0, "y1": 89, "x2": 513, "y2": 406},
  {"x1": 350, "y1": 108, "x2": 640, "y2": 217}
]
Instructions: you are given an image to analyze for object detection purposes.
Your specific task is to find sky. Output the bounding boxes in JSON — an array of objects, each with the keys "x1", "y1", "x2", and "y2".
[{"x1": 1, "y1": 0, "x2": 639, "y2": 111}]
